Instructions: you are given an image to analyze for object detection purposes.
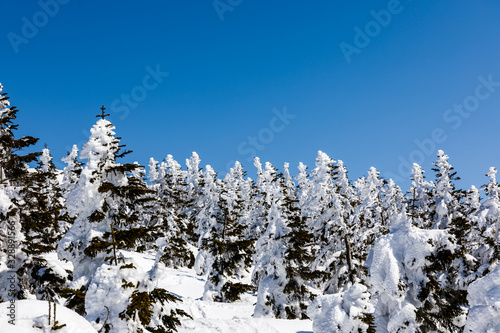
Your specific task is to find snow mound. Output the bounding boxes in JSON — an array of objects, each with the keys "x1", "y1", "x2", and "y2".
[
  {"x1": 0, "y1": 299, "x2": 97, "y2": 333},
  {"x1": 465, "y1": 265, "x2": 500, "y2": 332}
]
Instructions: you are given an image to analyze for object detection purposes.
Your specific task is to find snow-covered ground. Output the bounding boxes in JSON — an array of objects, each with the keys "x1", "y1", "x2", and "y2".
[{"x1": 1, "y1": 251, "x2": 312, "y2": 333}]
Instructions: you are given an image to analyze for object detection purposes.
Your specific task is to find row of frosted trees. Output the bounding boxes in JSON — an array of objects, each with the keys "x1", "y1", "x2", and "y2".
[{"x1": 1, "y1": 84, "x2": 499, "y2": 332}]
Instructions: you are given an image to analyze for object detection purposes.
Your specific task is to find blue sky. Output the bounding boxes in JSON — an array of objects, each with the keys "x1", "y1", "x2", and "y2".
[{"x1": 2, "y1": 0, "x2": 500, "y2": 190}]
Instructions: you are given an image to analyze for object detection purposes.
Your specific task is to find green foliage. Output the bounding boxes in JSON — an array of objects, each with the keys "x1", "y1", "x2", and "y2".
[
  {"x1": 61, "y1": 286, "x2": 87, "y2": 316},
  {"x1": 119, "y1": 288, "x2": 192, "y2": 333}
]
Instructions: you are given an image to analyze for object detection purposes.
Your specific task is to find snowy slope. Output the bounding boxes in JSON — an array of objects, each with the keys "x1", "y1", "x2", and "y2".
[
  {"x1": 122, "y1": 251, "x2": 313, "y2": 333},
  {"x1": 0, "y1": 300, "x2": 98, "y2": 333},
  {"x1": 2, "y1": 251, "x2": 312, "y2": 333}
]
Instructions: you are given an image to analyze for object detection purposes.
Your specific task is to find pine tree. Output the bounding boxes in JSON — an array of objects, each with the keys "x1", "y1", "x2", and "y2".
[
  {"x1": 415, "y1": 150, "x2": 468, "y2": 332},
  {"x1": 407, "y1": 163, "x2": 434, "y2": 228},
  {"x1": 254, "y1": 174, "x2": 321, "y2": 319},
  {"x1": 194, "y1": 165, "x2": 222, "y2": 275},
  {"x1": 58, "y1": 108, "x2": 159, "y2": 315},
  {"x1": 202, "y1": 162, "x2": 254, "y2": 302},
  {"x1": 477, "y1": 167, "x2": 500, "y2": 273},
  {"x1": 60, "y1": 144, "x2": 83, "y2": 198},
  {"x1": 17, "y1": 148, "x2": 69, "y2": 301},
  {"x1": 151, "y1": 156, "x2": 195, "y2": 269},
  {"x1": 0, "y1": 84, "x2": 41, "y2": 301}
]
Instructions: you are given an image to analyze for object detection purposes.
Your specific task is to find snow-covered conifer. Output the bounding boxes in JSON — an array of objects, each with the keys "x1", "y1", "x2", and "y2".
[
  {"x1": 17, "y1": 148, "x2": 69, "y2": 301},
  {"x1": 407, "y1": 163, "x2": 434, "y2": 228},
  {"x1": 254, "y1": 172, "x2": 321, "y2": 319},
  {"x1": 60, "y1": 144, "x2": 82, "y2": 199},
  {"x1": 202, "y1": 162, "x2": 254, "y2": 302},
  {"x1": 58, "y1": 111, "x2": 158, "y2": 315}
]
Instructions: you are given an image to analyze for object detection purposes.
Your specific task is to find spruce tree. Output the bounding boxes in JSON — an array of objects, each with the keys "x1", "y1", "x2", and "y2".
[
  {"x1": 0, "y1": 84, "x2": 42, "y2": 301},
  {"x1": 59, "y1": 109, "x2": 164, "y2": 317},
  {"x1": 415, "y1": 150, "x2": 468, "y2": 332},
  {"x1": 151, "y1": 156, "x2": 195, "y2": 269},
  {"x1": 194, "y1": 165, "x2": 222, "y2": 275},
  {"x1": 202, "y1": 162, "x2": 254, "y2": 302},
  {"x1": 17, "y1": 148, "x2": 69, "y2": 301},
  {"x1": 254, "y1": 173, "x2": 321, "y2": 319}
]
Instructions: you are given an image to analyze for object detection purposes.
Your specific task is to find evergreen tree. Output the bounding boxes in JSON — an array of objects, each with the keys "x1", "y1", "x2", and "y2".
[
  {"x1": 58, "y1": 109, "x2": 161, "y2": 316},
  {"x1": 17, "y1": 148, "x2": 69, "y2": 301},
  {"x1": 202, "y1": 162, "x2": 254, "y2": 302},
  {"x1": 151, "y1": 156, "x2": 195, "y2": 269},
  {"x1": 194, "y1": 165, "x2": 222, "y2": 275},
  {"x1": 477, "y1": 167, "x2": 500, "y2": 272},
  {"x1": 254, "y1": 173, "x2": 321, "y2": 319},
  {"x1": 0, "y1": 84, "x2": 41, "y2": 301},
  {"x1": 60, "y1": 144, "x2": 83, "y2": 199},
  {"x1": 407, "y1": 163, "x2": 434, "y2": 228},
  {"x1": 415, "y1": 150, "x2": 468, "y2": 332}
]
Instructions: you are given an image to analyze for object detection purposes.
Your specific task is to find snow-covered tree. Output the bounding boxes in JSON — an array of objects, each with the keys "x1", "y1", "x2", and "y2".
[
  {"x1": 254, "y1": 172, "x2": 321, "y2": 319},
  {"x1": 58, "y1": 111, "x2": 159, "y2": 315},
  {"x1": 308, "y1": 283, "x2": 375, "y2": 333},
  {"x1": 60, "y1": 144, "x2": 83, "y2": 199},
  {"x1": 193, "y1": 165, "x2": 221, "y2": 275},
  {"x1": 17, "y1": 148, "x2": 69, "y2": 301},
  {"x1": 0, "y1": 84, "x2": 42, "y2": 301},
  {"x1": 202, "y1": 162, "x2": 254, "y2": 302},
  {"x1": 415, "y1": 151, "x2": 468, "y2": 332},
  {"x1": 407, "y1": 163, "x2": 434, "y2": 228},
  {"x1": 151, "y1": 156, "x2": 195, "y2": 269},
  {"x1": 477, "y1": 167, "x2": 500, "y2": 272}
]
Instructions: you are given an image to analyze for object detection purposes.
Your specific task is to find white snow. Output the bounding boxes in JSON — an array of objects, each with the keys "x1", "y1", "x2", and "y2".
[{"x1": 0, "y1": 299, "x2": 98, "y2": 333}]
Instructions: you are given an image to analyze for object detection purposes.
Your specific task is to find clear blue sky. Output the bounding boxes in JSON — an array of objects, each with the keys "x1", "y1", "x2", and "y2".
[{"x1": 2, "y1": 0, "x2": 500, "y2": 191}]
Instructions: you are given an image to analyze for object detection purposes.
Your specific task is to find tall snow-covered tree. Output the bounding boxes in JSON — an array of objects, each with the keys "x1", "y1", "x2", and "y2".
[
  {"x1": 407, "y1": 163, "x2": 434, "y2": 228},
  {"x1": 254, "y1": 173, "x2": 321, "y2": 319},
  {"x1": 194, "y1": 165, "x2": 222, "y2": 275},
  {"x1": 415, "y1": 150, "x2": 468, "y2": 332},
  {"x1": 17, "y1": 148, "x2": 69, "y2": 301},
  {"x1": 58, "y1": 109, "x2": 162, "y2": 316},
  {"x1": 477, "y1": 167, "x2": 500, "y2": 272},
  {"x1": 150, "y1": 156, "x2": 195, "y2": 269},
  {"x1": 60, "y1": 144, "x2": 83, "y2": 199},
  {"x1": 0, "y1": 84, "x2": 42, "y2": 301},
  {"x1": 202, "y1": 162, "x2": 254, "y2": 302}
]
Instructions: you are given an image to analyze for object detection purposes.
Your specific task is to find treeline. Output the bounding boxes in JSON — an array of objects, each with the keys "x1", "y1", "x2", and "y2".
[{"x1": 0, "y1": 84, "x2": 499, "y2": 332}]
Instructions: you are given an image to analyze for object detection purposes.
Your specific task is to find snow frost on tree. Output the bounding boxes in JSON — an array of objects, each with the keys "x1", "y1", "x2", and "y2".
[
  {"x1": 476, "y1": 167, "x2": 500, "y2": 272},
  {"x1": 415, "y1": 150, "x2": 468, "y2": 332},
  {"x1": 0, "y1": 84, "x2": 43, "y2": 301},
  {"x1": 58, "y1": 110, "x2": 159, "y2": 316},
  {"x1": 194, "y1": 165, "x2": 221, "y2": 276},
  {"x1": 464, "y1": 264, "x2": 500, "y2": 332},
  {"x1": 150, "y1": 155, "x2": 195, "y2": 269},
  {"x1": 367, "y1": 211, "x2": 447, "y2": 332},
  {"x1": 254, "y1": 168, "x2": 321, "y2": 319},
  {"x1": 60, "y1": 144, "x2": 83, "y2": 199},
  {"x1": 18, "y1": 148, "x2": 69, "y2": 301},
  {"x1": 308, "y1": 283, "x2": 375, "y2": 333},
  {"x1": 407, "y1": 163, "x2": 434, "y2": 228},
  {"x1": 202, "y1": 161, "x2": 254, "y2": 303}
]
